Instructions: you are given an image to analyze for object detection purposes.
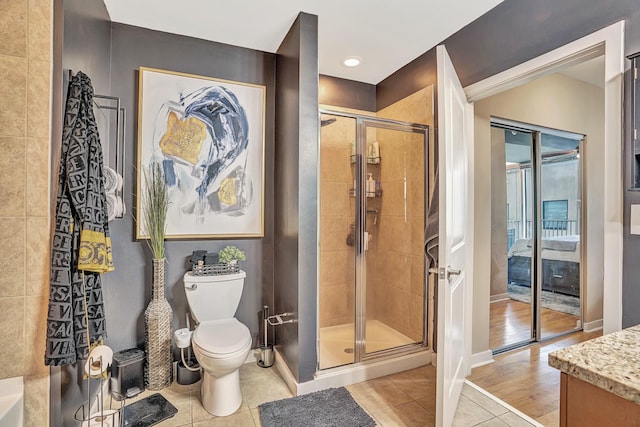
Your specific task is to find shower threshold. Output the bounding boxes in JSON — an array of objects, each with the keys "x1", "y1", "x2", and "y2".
[
  {"x1": 274, "y1": 345, "x2": 431, "y2": 396},
  {"x1": 272, "y1": 320, "x2": 431, "y2": 396}
]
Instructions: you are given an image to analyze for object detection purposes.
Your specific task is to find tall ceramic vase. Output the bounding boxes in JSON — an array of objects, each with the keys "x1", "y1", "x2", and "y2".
[{"x1": 144, "y1": 258, "x2": 173, "y2": 390}]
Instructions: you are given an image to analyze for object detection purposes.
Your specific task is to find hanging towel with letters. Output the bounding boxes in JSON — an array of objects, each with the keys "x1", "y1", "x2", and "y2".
[{"x1": 45, "y1": 71, "x2": 114, "y2": 366}]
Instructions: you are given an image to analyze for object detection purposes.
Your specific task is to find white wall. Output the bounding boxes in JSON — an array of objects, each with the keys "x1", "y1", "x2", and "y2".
[{"x1": 472, "y1": 72, "x2": 605, "y2": 354}]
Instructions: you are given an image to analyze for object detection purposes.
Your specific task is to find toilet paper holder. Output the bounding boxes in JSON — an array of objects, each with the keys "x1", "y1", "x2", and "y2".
[
  {"x1": 258, "y1": 307, "x2": 297, "y2": 369},
  {"x1": 75, "y1": 346, "x2": 124, "y2": 426}
]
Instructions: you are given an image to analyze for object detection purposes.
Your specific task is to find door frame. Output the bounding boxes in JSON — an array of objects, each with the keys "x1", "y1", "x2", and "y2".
[{"x1": 465, "y1": 20, "x2": 624, "y2": 339}]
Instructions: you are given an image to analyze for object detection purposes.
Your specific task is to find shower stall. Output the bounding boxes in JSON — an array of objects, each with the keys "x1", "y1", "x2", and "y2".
[{"x1": 318, "y1": 109, "x2": 430, "y2": 370}]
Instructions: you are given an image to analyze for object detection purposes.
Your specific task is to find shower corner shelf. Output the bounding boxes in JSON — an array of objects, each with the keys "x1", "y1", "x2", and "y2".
[
  {"x1": 349, "y1": 188, "x2": 382, "y2": 198},
  {"x1": 350, "y1": 155, "x2": 382, "y2": 165}
]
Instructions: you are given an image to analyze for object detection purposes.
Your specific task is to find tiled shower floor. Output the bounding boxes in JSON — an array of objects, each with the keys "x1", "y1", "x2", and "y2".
[{"x1": 319, "y1": 320, "x2": 415, "y2": 369}]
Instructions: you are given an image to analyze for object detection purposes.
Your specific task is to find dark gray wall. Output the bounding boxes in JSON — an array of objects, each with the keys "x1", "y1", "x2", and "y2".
[
  {"x1": 623, "y1": 9, "x2": 640, "y2": 328},
  {"x1": 274, "y1": 12, "x2": 319, "y2": 383},
  {"x1": 379, "y1": 0, "x2": 640, "y2": 109},
  {"x1": 378, "y1": 0, "x2": 640, "y2": 328},
  {"x1": 319, "y1": 75, "x2": 376, "y2": 111},
  {"x1": 56, "y1": 2, "x2": 277, "y2": 424},
  {"x1": 106, "y1": 22, "x2": 276, "y2": 351},
  {"x1": 54, "y1": 1, "x2": 113, "y2": 425},
  {"x1": 377, "y1": 49, "x2": 437, "y2": 111}
]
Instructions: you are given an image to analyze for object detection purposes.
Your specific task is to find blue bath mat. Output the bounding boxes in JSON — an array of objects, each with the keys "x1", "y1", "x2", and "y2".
[{"x1": 259, "y1": 387, "x2": 376, "y2": 427}]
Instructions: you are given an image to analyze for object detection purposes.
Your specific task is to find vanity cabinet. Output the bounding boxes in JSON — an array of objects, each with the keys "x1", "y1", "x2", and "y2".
[
  {"x1": 559, "y1": 373, "x2": 640, "y2": 427},
  {"x1": 549, "y1": 326, "x2": 640, "y2": 427}
]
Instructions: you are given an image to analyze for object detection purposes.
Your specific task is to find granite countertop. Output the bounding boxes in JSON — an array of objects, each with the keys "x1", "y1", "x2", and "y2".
[{"x1": 548, "y1": 325, "x2": 640, "y2": 404}]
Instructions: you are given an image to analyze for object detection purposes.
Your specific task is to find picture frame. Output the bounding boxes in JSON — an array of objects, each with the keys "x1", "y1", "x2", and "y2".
[{"x1": 136, "y1": 67, "x2": 265, "y2": 239}]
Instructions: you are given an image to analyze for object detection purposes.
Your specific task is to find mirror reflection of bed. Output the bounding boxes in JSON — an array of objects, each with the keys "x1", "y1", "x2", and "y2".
[
  {"x1": 491, "y1": 235, "x2": 580, "y2": 350},
  {"x1": 508, "y1": 235, "x2": 580, "y2": 298},
  {"x1": 507, "y1": 235, "x2": 580, "y2": 337}
]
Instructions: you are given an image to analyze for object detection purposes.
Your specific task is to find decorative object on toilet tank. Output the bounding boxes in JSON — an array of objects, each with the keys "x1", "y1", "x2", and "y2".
[
  {"x1": 142, "y1": 163, "x2": 173, "y2": 390},
  {"x1": 218, "y1": 245, "x2": 246, "y2": 266}
]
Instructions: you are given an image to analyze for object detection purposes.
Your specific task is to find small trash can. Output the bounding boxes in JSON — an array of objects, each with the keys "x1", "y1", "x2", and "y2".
[{"x1": 111, "y1": 348, "x2": 145, "y2": 398}]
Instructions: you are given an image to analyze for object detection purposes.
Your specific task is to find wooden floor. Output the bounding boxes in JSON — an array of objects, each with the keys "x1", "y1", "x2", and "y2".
[
  {"x1": 489, "y1": 298, "x2": 580, "y2": 350},
  {"x1": 469, "y1": 330, "x2": 602, "y2": 426}
]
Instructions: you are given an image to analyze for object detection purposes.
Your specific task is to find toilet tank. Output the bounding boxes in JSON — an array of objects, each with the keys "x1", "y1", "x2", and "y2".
[{"x1": 183, "y1": 270, "x2": 246, "y2": 322}]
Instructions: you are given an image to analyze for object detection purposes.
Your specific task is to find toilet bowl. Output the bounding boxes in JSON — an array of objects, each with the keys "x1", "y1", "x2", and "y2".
[{"x1": 183, "y1": 271, "x2": 252, "y2": 416}]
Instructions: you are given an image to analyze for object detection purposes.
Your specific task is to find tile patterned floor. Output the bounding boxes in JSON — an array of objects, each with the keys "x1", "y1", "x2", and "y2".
[{"x1": 113, "y1": 362, "x2": 542, "y2": 426}]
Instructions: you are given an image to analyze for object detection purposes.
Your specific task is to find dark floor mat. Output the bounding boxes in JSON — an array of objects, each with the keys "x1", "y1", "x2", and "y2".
[
  {"x1": 259, "y1": 387, "x2": 375, "y2": 427},
  {"x1": 123, "y1": 393, "x2": 178, "y2": 427}
]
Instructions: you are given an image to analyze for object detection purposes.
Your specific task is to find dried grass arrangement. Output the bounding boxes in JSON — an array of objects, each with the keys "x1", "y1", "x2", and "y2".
[
  {"x1": 142, "y1": 162, "x2": 173, "y2": 390},
  {"x1": 142, "y1": 162, "x2": 169, "y2": 259}
]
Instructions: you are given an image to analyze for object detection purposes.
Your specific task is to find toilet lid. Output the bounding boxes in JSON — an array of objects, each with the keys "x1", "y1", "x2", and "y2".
[{"x1": 193, "y1": 319, "x2": 251, "y2": 355}]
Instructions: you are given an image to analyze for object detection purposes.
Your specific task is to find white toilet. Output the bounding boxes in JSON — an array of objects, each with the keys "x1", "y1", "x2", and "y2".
[{"x1": 183, "y1": 270, "x2": 252, "y2": 416}]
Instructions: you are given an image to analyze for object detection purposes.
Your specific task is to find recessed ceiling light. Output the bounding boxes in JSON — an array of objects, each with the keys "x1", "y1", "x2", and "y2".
[{"x1": 342, "y1": 57, "x2": 362, "y2": 67}]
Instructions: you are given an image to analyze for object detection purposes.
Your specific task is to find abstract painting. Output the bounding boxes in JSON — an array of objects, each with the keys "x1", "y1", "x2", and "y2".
[{"x1": 137, "y1": 67, "x2": 265, "y2": 238}]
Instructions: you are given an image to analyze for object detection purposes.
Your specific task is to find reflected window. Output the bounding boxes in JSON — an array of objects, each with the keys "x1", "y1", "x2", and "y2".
[{"x1": 542, "y1": 199, "x2": 568, "y2": 230}]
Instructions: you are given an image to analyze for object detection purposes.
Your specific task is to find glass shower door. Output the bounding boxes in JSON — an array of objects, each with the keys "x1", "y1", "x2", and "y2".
[
  {"x1": 360, "y1": 120, "x2": 428, "y2": 358},
  {"x1": 318, "y1": 110, "x2": 429, "y2": 369}
]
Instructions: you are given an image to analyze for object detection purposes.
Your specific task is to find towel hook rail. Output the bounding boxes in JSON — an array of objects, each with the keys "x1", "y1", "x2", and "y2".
[{"x1": 67, "y1": 69, "x2": 127, "y2": 219}]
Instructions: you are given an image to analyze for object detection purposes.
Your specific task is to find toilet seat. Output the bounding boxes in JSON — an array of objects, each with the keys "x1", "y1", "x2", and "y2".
[{"x1": 193, "y1": 318, "x2": 251, "y2": 357}]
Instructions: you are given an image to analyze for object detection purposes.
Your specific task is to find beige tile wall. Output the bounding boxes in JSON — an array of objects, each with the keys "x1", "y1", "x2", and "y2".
[
  {"x1": 0, "y1": 0, "x2": 51, "y2": 425},
  {"x1": 374, "y1": 87, "x2": 434, "y2": 342},
  {"x1": 319, "y1": 114, "x2": 357, "y2": 328}
]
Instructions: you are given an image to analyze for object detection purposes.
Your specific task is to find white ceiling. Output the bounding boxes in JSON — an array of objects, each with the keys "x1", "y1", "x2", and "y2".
[{"x1": 102, "y1": 0, "x2": 503, "y2": 84}]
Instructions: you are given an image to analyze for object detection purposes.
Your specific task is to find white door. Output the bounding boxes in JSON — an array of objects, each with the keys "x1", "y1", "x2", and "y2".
[{"x1": 435, "y1": 45, "x2": 474, "y2": 427}]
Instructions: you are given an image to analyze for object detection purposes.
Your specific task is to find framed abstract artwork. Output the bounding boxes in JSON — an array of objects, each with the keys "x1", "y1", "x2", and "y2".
[{"x1": 136, "y1": 67, "x2": 265, "y2": 239}]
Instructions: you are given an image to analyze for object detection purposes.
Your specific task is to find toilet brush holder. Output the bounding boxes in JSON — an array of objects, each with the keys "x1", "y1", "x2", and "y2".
[
  {"x1": 258, "y1": 305, "x2": 274, "y2": 368},
  {"x1": 258, "y1": 344, "x2": 274, "y2": 368},
  {"x1": 173, "y1": 327, "x2": 201, "y2": 385},
  {"x1": 176, "y1": 359, "x2": 201, "y2": 385}
]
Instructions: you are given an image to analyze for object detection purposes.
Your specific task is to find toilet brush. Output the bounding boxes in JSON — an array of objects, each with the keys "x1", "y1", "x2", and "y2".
[
  {"x1": 258, "y1": 305, "x2": 274, "y2": 368},
  {"x1": 264, "y1": 306, "x2": 268, "y2": 347}
]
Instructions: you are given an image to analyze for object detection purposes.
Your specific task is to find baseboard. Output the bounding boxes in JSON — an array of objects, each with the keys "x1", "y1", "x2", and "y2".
[
  {"x1": 306, "y1": 350, "x2": 431, "y2": 395},
  {"x1": 490, "y1": 293, "x2": 510, "y2": 303},
  {"x1": 274, "y1": 347, "x2": 432, "y2": 396},
  {"x1": 471, "y1": 350, "x2": 494, "y2": 368},
  {"x1": 273, "y1": 347, "x2": 299, "y2": 395},
  {"x1": 583, "y1": 319, "x2": 603, "y2": 332}
]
